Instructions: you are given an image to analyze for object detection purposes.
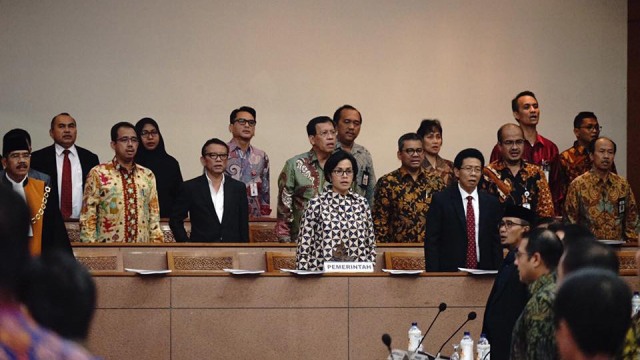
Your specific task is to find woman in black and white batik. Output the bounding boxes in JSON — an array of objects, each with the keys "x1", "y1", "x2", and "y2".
[{"x1": 296, "y1": 150, "x2": 376, "y2": 270}]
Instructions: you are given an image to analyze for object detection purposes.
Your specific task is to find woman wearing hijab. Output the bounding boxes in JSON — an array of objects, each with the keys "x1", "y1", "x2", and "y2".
[{"x1": 134, "y1": 118, "x2": 183, "y2": 218}]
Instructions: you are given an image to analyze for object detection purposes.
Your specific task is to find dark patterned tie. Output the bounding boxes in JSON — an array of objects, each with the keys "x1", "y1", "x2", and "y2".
[
  {"x1": 61, "y1": 149, "x2": 72, "y2": 219},
  {"x1": 465, "y1": 196, "x2": 477, "y2": 269}
]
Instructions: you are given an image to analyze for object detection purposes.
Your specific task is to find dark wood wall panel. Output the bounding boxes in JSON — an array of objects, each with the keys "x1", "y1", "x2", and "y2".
[{"x1": 629, "y1": 1, "x2": 640, "y2": 197}]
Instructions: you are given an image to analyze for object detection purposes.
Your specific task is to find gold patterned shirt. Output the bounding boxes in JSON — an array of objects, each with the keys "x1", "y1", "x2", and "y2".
[
  {"x1": 422, "y1": 155, "x2": 455, "y2": 188},
  {"x1": 372, "y1": 167, "x2": 445, "y2": 243},
  {"x1": 482, "y1": 160, "x2": 555, "y2": 218},
  {"x1": 564, "y1": 170, "x2": 639, "y2": 241},
  {"x1": 80, "y1": 159, "x2": 163, "y2": 243}
]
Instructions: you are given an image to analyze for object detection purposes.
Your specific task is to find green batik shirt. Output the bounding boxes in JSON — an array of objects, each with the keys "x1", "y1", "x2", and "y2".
[
  {"x1": 510, "y1": 272, "x2": 558, "y2": 360},
  {"x1": 620, "y1": 312, "x2": 640, "y2": 359}
]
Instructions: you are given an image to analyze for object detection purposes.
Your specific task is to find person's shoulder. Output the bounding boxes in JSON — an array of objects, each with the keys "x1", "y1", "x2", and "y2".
[
  {"x1": 183, "y1": 174, "x2": 206, "y2": 186},
  {"x1": 30, "y1": 144, "x2": 55, "y2": 158},
  {"x1": 226, "y1": 176, "x2": 246, "y2": 189},
  {"x1": 537, "y1": 133, "x2": 558, "y2": 149},
  {"x1": 75, "y1": 145, "x2": 98, "y2": 157},
  {"x1": 378, "y1": 168, "x2": 401, "y2": 182}
]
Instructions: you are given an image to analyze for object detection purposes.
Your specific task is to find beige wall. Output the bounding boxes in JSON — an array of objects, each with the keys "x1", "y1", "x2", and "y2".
[{"x1": 0, "y1": 0, "x2": 627, "y2": 214}]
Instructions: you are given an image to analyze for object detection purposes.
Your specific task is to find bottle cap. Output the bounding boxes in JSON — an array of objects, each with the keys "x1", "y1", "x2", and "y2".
[
  {"x1": 480, "y1": 333, "x2": 486, "y2": 337},
  {"x1": 412, "y1": 322, "x2": 417, "y2": 326},
  {"x1": 464, "y1": 331, "x2": 470, "y2": 335}
]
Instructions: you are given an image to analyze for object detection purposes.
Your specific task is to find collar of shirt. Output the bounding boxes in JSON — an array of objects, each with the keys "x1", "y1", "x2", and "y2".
[
  {"x1": 492, "y1": 159, "x2": 526, "y2": 172},
  {"x1": 572, "y1": 141, "x2": 588, "y2": 155},
  {"x1": 336, "y1": 141, "x2": 363, "y2": 155},
  {"x1": 306, "y1": 149, "x2": 321, "y2": 165},
  {"x1": 206, "y1": 173, "x2": 226, "y2": 191},
  {"x1": 458, "y1": 183, "x2": 478, "y2": 201},
  {"x1": 398, "y1": 167, "x2": 428, "y2": 181},
  {"x1": 326, "y1": 185, "x2": 356, "y2": 199},
  {"x1": 112, "y1": 157, "x2": 137, "y2": 175},
  {"x1": 228, "y1": 139, "x2": 253, "y2": 155},
  {"x1": 528, "y1": 271, "x2": 556, "y2": 294},
  {"x1": 54, "y1": 143, "x2": 78, "y2": 157},
  {"x1": 587, "y1": 169, "x2": 613, "y2": 186}
]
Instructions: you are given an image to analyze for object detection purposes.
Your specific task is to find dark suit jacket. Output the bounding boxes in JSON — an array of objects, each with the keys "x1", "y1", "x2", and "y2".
[
  {"x1": 481, "y1": 251, "x2": 529, "y2": 360},
  {"x1": 30, "y1": 144, "x2": 100, "y2": 201},
  {"x1": 424, "y1": 185, "x2": 503, "y2": 272},
  {"x1": 170, "y1": 175, "x2": 249, "y2": 243}
]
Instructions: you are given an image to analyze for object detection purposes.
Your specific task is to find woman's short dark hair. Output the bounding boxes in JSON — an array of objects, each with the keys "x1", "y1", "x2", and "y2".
[{"x1": 324, "y1": 150, "x2": 358, "y2": 182}]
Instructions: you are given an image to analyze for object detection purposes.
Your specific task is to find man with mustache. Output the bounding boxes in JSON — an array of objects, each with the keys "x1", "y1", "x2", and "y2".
[
  {"x1": 482, "y1": 123, "x2": 555, "y2": 218},
  {"x1": 31, "y1": 113, "x2": 100, "y2": 220},
  {"x1": 1, "y1": 129, "x2": 71, "y2": 256},
  {"x1": 564, "y1": 137, "x2": 639, "y2": 242},
  {"x1": 79, "y1": 122, "x2": 163, "y2": 243}
]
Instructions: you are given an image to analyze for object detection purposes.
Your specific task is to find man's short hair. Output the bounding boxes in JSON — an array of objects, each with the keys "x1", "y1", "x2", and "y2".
[
  {"x1": 588, "y1": 136, "x2": 617, "y2": 154},
  {"x1": 573, "y1": 111, "x2": 597, "y2": 129},
  {"x1": 332, "y1": 105, "x2": 361, "y2": 124},
  {"x1": 522, "y1": 228, "x2": 563, "y2": 271},
  {"x1": 397, "y1": 133, "x2": 422, "y2": 152},
  {"x1": 50, "y1": 112, "x2": 74, "y2": 129},
  {"x1": 20, "y1": 251, "x2": 96, "y2": 341},
  {"x1": 229, "y1": 106, "x2": 256, "y2": 124},
  {"x1": 306, "y1": 116, "x2": 334, "y2": 136},
  {"x1": 416, "y1": 119, "x2": 443, "y2": 138},
  {"x1": 0, "y1": 186, "x2": 30, "y2": 294},
  {"x1": 561, "y1": 240, "x2": 619, "y2": 276},
  {"x1": 201, "y1": 138, "x2": 229, "y2": 156},
  {"x1": 323, "y1": 150, "x2": 359, "y2": 182},
  {"x1": 558, "y1": 223, "x2": 595, "y2": 247},
  {"x1": 496, "y1": 123, "x2": 523, "y2": 143},
  {"x1": 110, "y1": 122, "x2": 136, "y2": 142},
  {"x1": 453, "y1": 148, "x2": 485, "y2": 170},
  {"x1": 554, "y1": 268, "x2": 631, "y2": 357},
  {"x1": 511, "y1": 90, "x2": 537, "y2": 112}
]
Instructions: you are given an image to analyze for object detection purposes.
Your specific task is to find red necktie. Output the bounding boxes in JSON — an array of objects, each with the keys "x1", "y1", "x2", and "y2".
[
  {"x1": 61, "y1": 149, "x2": 72, "y2": 219},
  {"x1": 465, "y1": 196, "x2": 478, "y2": 269}
]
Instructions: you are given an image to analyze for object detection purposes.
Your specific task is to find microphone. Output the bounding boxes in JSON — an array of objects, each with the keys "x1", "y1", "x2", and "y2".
[
  {"x1": 434, "y1": 311, "x2": 477, "y2": 358},
  {"x1": 415, "y1": 302, "x2": 447, "y2": 352},
  {"x1": 382, "y1": 333, "x2": 392, "y2": 356}
]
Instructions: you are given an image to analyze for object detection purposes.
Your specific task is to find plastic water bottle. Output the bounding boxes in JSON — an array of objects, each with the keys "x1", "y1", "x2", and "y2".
[
  {"x1": 459, "y1": 331, "x2": 474, "y2": 360},
  {"x1": 477, "y1": 333, "x2": 490, "y2": 360},
  {"x1": 632, "y1": 292, "x2": 640, "y2": 316},
  {"x1": 408, "y1": 322, "x2": 424, "y2": 353},
  {"x1": 450, "y1": 344, "x2": 461, "y2": 360}
]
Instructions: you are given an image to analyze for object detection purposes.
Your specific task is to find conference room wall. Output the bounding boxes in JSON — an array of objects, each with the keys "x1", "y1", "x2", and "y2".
[{"x1": 0, "y1": 0, "x2": 627, "y2": 215}]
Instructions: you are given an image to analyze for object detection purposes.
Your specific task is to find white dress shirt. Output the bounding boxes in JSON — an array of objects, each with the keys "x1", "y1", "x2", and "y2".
[
  {"x1": 55, "y1": 143, "x2": 83, "y2": 218},
  {"x1": 458, "y1": 184, "x2": 480, "y2": 262},
  {"x1": 5, "y1": 173, "x2": 32, "y2": 236},
  {"x1": 206, "y1": 173, "x2": 225, "y2": 223}
]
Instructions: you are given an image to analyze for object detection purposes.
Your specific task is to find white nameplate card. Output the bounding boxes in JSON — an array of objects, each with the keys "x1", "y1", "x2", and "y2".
[{"x1": 323, "y1": 261, "x2": 374, "y2": 273}]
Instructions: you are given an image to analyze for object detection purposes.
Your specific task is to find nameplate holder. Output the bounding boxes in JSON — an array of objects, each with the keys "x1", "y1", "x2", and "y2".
[{"x1": 323, "y1": 261, "x2": 374, "y2": 273}]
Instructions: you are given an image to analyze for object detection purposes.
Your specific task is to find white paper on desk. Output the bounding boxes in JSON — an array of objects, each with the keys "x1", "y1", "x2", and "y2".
[
  {"x1": 382, "y1": 269, "x2": 424, "y2": 275},
  {"x1": 125, "y1": 268, "x2": 172, "y2": 275},
  {"x1": 458, "y1": 268, "x2": 498, "y2": 275},
  {"x1": 223, "y1": 269, "x2": 265, "y2": 275},
  {"x1": 599, "y1": 239, "x2": 625, "y2": 246},
  {"x1": 279, "y1": 268, "x2": 324, "y2": 275}
]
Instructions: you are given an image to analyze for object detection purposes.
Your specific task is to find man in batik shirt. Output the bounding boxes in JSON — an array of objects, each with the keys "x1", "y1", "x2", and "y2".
[
  {"x1": 511, "y1": 228, "x2": 563, "y2": 360},
  {"x1": 482, "y1": 124, "x2": 555, "y2": 218},
  {"x1": 553, "y1": 112, "x2": 616, "y2": 215},
  {"x1": 373, "y1": 133, "x2": 445, "y2": 243},
  {"x1": 276, "y1": 116, "x2": 336, "y2": 242},
  {"x1": 334, "y1": 104, "x2": 376, "y2": 204},
  {"x1": 565, "y1": 137, "x2": 639, "y2": 242},
  {"x1": 80, "y1": 122, "x2": 163, "y2": 243},
  {"x1": 225, "y1": 106, "x2": 271, "y2": 218},
  {"x1": 417, "y1": 119, "x2": 455, "y2": 187}
]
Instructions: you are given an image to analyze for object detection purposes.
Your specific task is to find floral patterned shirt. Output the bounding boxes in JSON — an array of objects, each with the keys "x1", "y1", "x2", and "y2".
[
  {"x1": 226, "y1": 139, "x2": 271, "y2": 218},
  {"x1": 80, "y1": 159, "x2": 163, "y2": 243},
  {"x1": 336, "y1": 141, "x2": 376, "y2": 205},
  {"x1": 482, "y1": 160, "x2": 555, "y2": 218},
  {"x1": 296, "y1": 187, "x2": 376, "y2": 270},
  {"x1": 372, "y1": 167, "x2": 445, "y2": 243},
  {"x1": 422, "y1": 155, "x2": 455, "y2": 188},
  {"x1": 564, "y1": 170, "x2": 639, "y2": 241}
]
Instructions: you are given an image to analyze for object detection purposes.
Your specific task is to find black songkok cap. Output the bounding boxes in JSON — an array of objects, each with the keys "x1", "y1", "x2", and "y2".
[
  {"x1": 3, "y1": 130, "x2": 31, "y2": 157},
  {"x1": 503, "y1": 204, "x2": 537, "y2": 226}
]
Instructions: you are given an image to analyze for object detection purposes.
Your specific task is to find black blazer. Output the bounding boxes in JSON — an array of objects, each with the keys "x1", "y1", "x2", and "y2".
[
  {"x1": 424, "y1": 185, "x2": 502, "y2": 272},
  {"x1": 30, "y1": 144, "x2": 100, "y2": 198},
  {"x1": 170, "y1": 175, "x2": 249, "y2": 243}
]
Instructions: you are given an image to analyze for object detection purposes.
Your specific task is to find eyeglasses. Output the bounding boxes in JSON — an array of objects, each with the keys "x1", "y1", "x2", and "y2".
[
  {"x1": 514, "y1": 250, "x2": 529, "y2": 259},
  {"x1": 116, "y1": 137, "x2": 139, "y2": 144},
  {"x1": 499, "y1": 220, "x2": 528, "y2": 229},
  {"x1": 341, "y1": 119, "x2": 361, "y2": 127},
  {"x1": 8, "y1": 152, "x2": 31, "y2": 160},
  {"x1": 332, "y1": 169, "x2": 354, "y2": 177},
  {"x1": 501, "y1": 139, "x2": 525, "y2": 147},
  {"x1": 232, "y1": 118, "x2": 257, "y2": 127},
  {"x1": 579, "y1": 125, "x2": 602, "y2": 132},
  {"x1": 317, "y1": 130, "x2": 337, "y2": 138},
  {"x1": 204, "y1": 152, "x2": 229, "y2": 160},
  {"x1": 402, "y1": 148, "x2": 424, "y2": 155},
  {"x1": 141, "y1": 130, "x2": 159, "y2": 138},
  {"x1": 460, "y1": 166, "x2": 482, "y2": 174}
]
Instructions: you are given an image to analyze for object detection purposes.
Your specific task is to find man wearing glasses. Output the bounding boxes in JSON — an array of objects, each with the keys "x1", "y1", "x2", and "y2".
[
  {"x1": 552, "y1": 112, "x2": 616, "y2": 215},
  {"x1": 373, "y1": 133, "x2": 445, "y2": 243},
  {"x1": 80, "y1": 122, "x2": 163, "y2": 243},
  {"x1": 1, "y1": 129, "x2": 71, "y2": 256},
  {"x1": 482, "y1": 124, "x2": 555, "y2": 218},
  {"x1": 276, "y1": 116, "x2": 337, "y2": 242},
  {"x1": 425, "y1": 148, "x2": 502, "y2": 271},
  {"x1": 31, "y1": 112, "x2": 99, "y2": 220},
  {"x1": 225, "y1": 106, "x2": 271, "y2": 219},
  {"x1": 482, "y1": 205, "x2": 535, "y2": 360}
]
